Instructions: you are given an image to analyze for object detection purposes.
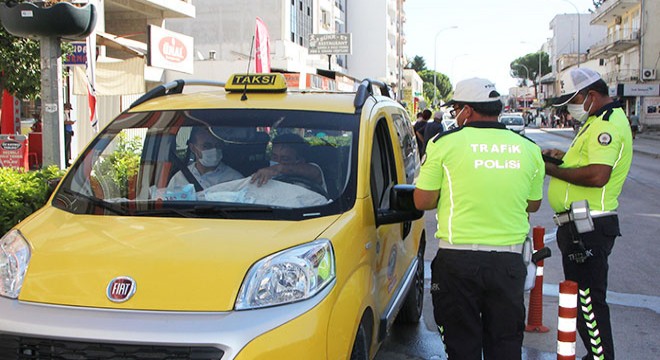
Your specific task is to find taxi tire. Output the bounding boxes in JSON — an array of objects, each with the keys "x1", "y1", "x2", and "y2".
[
  {"x1": 395, "y1": 240, "x2": 425, "y2": 324},
  {"x1": 349, "y1": 322, "x2": 369, "y2": 360}
]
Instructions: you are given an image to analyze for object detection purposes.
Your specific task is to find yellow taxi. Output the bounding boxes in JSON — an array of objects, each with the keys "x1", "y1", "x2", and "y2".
[{"x1": 0, "y1": 73, "x2": 425, "y2": 359}]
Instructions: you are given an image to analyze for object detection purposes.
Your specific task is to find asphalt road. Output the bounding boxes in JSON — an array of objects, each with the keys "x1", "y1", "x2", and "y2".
[{"x1": 375, "y1": 128, "x2": 660, "y2": 360}]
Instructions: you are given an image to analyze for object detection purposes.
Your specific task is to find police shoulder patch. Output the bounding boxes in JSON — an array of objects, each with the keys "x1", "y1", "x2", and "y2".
[{"x1": 597, "y1": 132, "x2": 612, "y2": 145}]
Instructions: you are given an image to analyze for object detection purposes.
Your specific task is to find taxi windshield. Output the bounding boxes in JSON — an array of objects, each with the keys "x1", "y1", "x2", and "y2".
[{"x1": 53, "y1": 109, "x2": 359, "y2": 220}]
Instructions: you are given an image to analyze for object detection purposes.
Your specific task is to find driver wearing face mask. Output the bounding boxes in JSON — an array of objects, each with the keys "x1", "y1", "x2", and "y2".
[{"x1": 168, "y1": 127, "x2": 243, "y2": 190}]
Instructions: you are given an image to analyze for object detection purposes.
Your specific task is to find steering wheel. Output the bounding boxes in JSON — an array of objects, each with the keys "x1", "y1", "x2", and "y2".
[{"x1": 273, "y1": 174, "x2": 329, "y2": 198}]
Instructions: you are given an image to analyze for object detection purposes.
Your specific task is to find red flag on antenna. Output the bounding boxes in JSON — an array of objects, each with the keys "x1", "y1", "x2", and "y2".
[{"x1": 255, "y1": 17, "x2": 271, "y2": 73}]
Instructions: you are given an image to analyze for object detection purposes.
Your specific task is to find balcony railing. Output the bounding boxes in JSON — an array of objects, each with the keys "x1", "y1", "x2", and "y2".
[
  {"x1": 602, "y1": 68, "x2": 640, "y2": 83},
  {"x1": 591, "y1": 0, "x2": 640, "y2": 25},
  {"x1": 588, "y1": 28, "x2": 639, "y2": 58}
]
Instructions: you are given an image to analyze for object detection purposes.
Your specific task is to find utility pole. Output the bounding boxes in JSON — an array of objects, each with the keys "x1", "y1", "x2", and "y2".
[{"x1": 40, "y1": 36, "x2": 65, "y2": 168}]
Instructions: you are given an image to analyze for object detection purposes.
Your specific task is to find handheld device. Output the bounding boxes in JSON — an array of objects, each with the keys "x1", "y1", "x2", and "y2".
[{"x1": 542, "y1": 154, "x2": 564, "y2": 165}]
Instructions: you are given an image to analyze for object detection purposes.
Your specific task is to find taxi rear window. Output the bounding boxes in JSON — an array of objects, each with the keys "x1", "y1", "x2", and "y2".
[{"x1": 54, "y1": 109, "x2": 359, "y2": 220}]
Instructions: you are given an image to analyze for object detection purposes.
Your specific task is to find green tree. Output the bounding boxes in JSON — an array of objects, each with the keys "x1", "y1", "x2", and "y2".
[
  {"x1": 0, "y1": 25, "x2": 41, "y2": 99},
  {"x1": 510, "y1": 51, "x2": 551, "y2": 98},
  {"x1": 406, "y1": 55, "x2": 427, "y2": 72},
  {"x1": 93, "y1": 132, "x2": 143, "y2": 198},
  {"x1": 419, "y1": 69, "x2": 452, "y2": 106}
]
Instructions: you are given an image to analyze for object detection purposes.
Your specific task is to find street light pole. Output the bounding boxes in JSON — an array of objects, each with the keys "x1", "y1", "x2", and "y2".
[
  {"x1": 433, "y1": 26, "x2": 458, "y2": 106},
  {"x1": 561, "y1": 0, "x2": 581, "y2": 68}
]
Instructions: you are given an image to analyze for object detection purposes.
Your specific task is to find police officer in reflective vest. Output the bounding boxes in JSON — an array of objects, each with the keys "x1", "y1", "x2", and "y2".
[
  {"x1": 414, "y1": 77, "x2": 545, "y2": 360},
  {"x1": 544, "y1": 68, "x2": 633, "y2": 360}
]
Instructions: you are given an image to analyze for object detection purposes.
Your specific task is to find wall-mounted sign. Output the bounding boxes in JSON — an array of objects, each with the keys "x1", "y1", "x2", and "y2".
[
  {"x1": 148, "y1": 25, "x2": 193, "y2": 74},
  {"x1": 64, "y1": 42, "x2": 88, "y2": 66},
  {"x1": 308, "y1": 33, "x2": 352, "y2": 55},
  {"x1": 623, "y1": 84, "x2": 660, "y2": 97},
  {"x1": 0, "y1": 135, "x2": 28, "y2": 170}
]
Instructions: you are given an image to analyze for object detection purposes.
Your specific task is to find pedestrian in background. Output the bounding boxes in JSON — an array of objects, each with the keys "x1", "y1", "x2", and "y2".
[
  {"x1": 63, "y1": 103, "x2": 76, "y2": 167},
  {"x1": 423, "y1": 110, "x2": 445, "y2": 147},
  {"x1": 544, "y1": 68, "x2": 632, "y2": 360},
  {"x1": 414, "y1": 109, "x2": 431, "y2": 158},
  {"x1": 629, "y1": 110, "x2": 639, "y2": 139},
  {"x1": 413, "y1": 77, "x2": 545, "y2": 360}
]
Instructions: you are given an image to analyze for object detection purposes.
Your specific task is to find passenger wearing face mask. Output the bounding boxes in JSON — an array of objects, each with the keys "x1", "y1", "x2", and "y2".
[
  {"x1": 168, "y1": 127, "x2": 243, "y2": 190},
  {"x1": 250, "y1": 133, "x2": 327, "y2": 194},
  {"x1": 544, "y1": 68, "x2": 632, "y2": 360},
  {"x1": 414, "y1": 78, "x2": 545, "y2": 360}
]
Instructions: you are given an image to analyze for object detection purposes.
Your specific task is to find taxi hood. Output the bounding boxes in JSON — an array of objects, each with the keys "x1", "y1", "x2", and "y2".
[{"x1": 17, "y1": 207, "x2": 340, "y2": 311}]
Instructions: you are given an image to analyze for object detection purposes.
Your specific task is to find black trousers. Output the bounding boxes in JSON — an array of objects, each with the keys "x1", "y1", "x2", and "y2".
[
  {"x1": 430, "y1": 248, "x2": 526, "y2": 360},
  {"x1": 557, "y1": 215, "x2": 619, "y2": 360},
  {"x1": 64, "y1": 130, "x2": 73, "y2": 165}
]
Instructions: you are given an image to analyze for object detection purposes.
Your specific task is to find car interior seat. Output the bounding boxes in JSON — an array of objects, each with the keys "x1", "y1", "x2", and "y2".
[{"x1": 223, "y1": 131, "x2": 270, "y2": 177}]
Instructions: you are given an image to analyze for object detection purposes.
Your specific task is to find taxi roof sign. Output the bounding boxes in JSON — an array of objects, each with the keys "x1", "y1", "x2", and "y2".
[{"x1": 225, "y1": 73, "x2": 288, "y2": 93}]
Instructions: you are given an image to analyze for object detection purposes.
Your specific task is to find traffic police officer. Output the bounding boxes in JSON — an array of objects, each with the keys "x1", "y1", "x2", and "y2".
[
  {"x1": 545, "y1": 68, "x2": 632, "y2": 360},
  {"x1": 414, "y1": 78, "x2": 545, "y2": 360}
]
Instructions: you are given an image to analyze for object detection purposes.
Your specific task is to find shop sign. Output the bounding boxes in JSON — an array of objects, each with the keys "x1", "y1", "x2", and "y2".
[
  {"x1": 0, "y1": 135, "x2": 28, "y2": 170},
  {"x1": 63, "y1": 42, "x2": 87, "y2": 66},
  {"x1": 623, "y1": 84, "x2": 660, "y2": 97},
  {"x1": 148, "y1": 25, "x2": 194, "y2": 74},
  {"x1": 308, "y1": 33, "x2": 352, "y2": 55}
]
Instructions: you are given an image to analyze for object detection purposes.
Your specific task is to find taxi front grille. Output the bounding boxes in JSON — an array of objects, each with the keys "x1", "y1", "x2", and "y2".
[{"x1": 0, "y1": 334, "x2": 224, "y2": 360}]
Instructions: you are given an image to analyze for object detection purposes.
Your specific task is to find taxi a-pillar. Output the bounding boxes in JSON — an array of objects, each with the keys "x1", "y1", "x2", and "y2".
[{"x1": 40, "y1": 36, "x2": 65, "y2": 169}]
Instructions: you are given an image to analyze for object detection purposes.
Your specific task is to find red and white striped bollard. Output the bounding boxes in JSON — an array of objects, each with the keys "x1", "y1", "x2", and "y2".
[{"x1": 557, "y1": 280, "x2": 578, "y2": 360}]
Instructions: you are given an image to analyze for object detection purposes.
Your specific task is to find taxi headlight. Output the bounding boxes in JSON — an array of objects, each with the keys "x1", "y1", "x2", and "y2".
[
  {"x1": 235, "y1": 239, "x2": 335, "y2": 310},
  {"x1": 0, "y1": 230, "x2": 31, "y2": 299}
]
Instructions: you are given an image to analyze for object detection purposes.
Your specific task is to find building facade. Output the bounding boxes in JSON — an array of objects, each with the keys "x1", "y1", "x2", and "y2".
[
  {"x1": 69, "y1": 0, "x2": 196, "y2": 158},
  {"x1": 547, "y1": 0, "x2": 659, "y2": 128},
  {"x1": 588, "y1": 0, "x2": 659, "y2": 127}
]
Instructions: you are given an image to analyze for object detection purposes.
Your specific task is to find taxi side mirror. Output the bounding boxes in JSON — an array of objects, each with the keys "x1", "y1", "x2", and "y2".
[{"x1": 376, "y1": 184, "x2": 424, "y2": 226}]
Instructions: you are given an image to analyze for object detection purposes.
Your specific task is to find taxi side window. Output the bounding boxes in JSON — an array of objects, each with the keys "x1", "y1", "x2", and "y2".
[
  {"x1": 391, "y1": 112, "x2": 419, "y2": 184},
  {"x1": 370, "y1": 119, "x2": 397, "y2": 211}
]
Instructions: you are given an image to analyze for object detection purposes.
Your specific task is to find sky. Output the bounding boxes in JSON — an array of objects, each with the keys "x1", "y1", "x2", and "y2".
[{"x1": 404, "y1": 0, "x2": 597, "y2": 96}]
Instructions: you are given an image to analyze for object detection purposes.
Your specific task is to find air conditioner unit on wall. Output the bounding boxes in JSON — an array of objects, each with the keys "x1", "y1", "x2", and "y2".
[{"x1": 642, "y1": 68, "x2": 657, "y2": 81}]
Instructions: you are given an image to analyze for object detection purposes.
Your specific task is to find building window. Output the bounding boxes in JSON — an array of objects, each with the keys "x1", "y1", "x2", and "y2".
[{"x1": 290, "y1": 0, "x2": 313, "y2": 47}]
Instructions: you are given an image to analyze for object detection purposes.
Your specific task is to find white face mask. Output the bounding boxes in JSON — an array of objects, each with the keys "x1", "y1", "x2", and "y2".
[
  {"x1": 567, "y1": 93, "x2": 592, "y2": 123},
  {"x1": 269, "y1": 160, "x2": 279, "y2": 167},
  {"x1": 199, "y1": 148, "x2": 222, "y2": 168},
  {"x1": 455, "y1": 107, "x2": 466, "y2": 126}
]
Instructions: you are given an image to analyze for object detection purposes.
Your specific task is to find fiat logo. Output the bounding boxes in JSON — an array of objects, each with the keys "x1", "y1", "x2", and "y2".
[{"x1": 106, "y1": 276, "x2": 136, "y2": 303}]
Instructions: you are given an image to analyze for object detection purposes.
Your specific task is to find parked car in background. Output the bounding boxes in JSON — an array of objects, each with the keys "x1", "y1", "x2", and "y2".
[{"x1": 499, "y1": 113, "x2": 526, "y2": 135}]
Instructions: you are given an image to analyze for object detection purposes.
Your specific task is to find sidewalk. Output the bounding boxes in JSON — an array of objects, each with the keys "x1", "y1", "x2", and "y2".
[{"x1": 538, "y1": 126, "x2": 660, "y2": 158}]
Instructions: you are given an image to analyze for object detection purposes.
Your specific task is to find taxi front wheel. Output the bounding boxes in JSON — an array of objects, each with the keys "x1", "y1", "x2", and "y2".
[{"x1": 350, "y1": 322, "x2": 369, "y2": 360}]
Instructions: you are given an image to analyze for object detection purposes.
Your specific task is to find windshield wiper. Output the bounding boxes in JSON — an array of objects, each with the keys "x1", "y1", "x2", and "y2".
[
  {"x1": 132, "y1": 203, "x2": 274, "y2": 218},
  {"x1": 133, "y1": 207, "x2": 199, "y2": 218},
  {"x1": 193, "y1": 204, "x2": 275, "y2": 216},
  {"x1": 59, "y1": 189, "x2": 128, "y2": 215}
]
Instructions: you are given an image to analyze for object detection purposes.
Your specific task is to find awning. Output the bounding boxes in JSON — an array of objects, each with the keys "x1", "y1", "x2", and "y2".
[
  {"x1": 96, "y1": 31, "x2": 147, "y2": 57},
  {"x1": 539, "y1": 72, "x2": 556, "y2": 84},
  {"x1": 72, "y1": 56, "x2": 146, "y2": 96}
]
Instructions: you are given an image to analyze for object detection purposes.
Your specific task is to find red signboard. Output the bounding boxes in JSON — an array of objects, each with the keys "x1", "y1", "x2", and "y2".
[{"x1": 0, "y1": 135, "x2": 29, "y2": 170}]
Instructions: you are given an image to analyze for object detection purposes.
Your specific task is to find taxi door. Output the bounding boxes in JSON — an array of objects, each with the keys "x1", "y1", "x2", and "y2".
[{"x1": 369, "y1": 115, "x2": 417, "y2": 331}]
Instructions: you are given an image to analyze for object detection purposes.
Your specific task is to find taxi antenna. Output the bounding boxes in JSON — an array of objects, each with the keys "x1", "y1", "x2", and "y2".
[{"x1": 241, "y1": 35, "x2": 256, "y2": 101}]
